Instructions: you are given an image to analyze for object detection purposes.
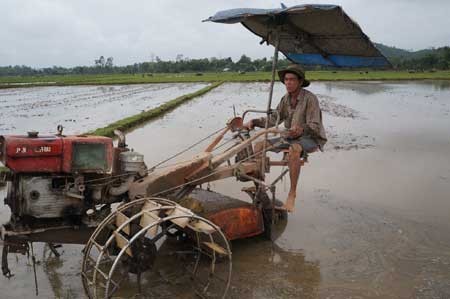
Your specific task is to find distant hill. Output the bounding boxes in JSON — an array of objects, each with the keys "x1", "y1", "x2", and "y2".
[
  {"x1": 375, "y1": 43, "x2": 413, "y2": 59},
  {"x1": 375, "y1": 43, "x2": 450, "y2": 69},
  {"x1": 375, "y1": 43, "x2": 439, "y2": 60}
]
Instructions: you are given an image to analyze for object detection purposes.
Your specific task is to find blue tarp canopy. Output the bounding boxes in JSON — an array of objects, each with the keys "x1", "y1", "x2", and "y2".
[{"x1": 205, "y1": 4, "x2": 390, "y2": 68}]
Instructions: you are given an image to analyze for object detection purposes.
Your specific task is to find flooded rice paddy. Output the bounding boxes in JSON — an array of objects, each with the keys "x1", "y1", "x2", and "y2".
[
  {"x1": 0, "y1": 83, "x2": 207, "y2": 135},
  {"x1": 1, "y1": 81, "x2": 450, "y2": 298}
]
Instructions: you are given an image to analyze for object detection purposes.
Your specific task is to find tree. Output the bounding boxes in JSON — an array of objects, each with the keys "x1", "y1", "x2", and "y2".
[
  {"x1": 176, "y1": 54, "x2": 184, "y2": 62},
  {"x1": 95, "y1": 56, "x2": 105, "y2": 67},
  {"x1": 443, "y1": 47, "x2": 450, "y2": 62},
  {"x1": 237, "y1": 54, "x2": 252, "y2": 64},
  {"x1": 105, "y1": 57, "x2": 114, "y2": 68}
]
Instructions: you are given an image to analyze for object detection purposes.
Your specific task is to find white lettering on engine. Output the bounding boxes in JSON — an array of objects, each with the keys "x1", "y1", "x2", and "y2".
[
  {"x1": 35, "y1": 146, "x2": 52, "y2": 153},
  {"x1": 16, "y1": 147, "x2": 27, "y2": 154}
]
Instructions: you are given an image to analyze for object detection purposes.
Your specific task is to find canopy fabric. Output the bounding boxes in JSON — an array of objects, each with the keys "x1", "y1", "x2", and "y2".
[{"x1": 205, "y1": 4, "x2": 390, "y2": 68}]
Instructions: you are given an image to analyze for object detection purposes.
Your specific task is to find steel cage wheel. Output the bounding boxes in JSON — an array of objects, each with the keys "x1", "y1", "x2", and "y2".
[{"x1": 81, "y1": 197, "x2": 232, "y2": 298}]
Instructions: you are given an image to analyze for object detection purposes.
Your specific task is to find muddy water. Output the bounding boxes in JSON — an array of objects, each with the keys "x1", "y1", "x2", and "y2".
[
  {"x1": 1, "y1": 81, "x2": 450, "y2": 298},
  {"x1": 0, "y1": 83, "x2": 208, "y2": 135},
  {"x1": 126, "y1": 81, "x2": 450, "y2": 298}
]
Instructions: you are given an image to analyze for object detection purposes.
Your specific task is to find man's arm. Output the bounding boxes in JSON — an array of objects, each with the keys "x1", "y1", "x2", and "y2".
[{"x1": 245, "y1": 97, "x2": 286, "y2": 129}]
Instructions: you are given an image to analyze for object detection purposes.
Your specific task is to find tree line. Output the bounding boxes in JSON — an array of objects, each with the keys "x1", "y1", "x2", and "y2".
[
  {"x1": 1, "y1": 46, "x2": 450, "y2": 77},
  {"x1": 0, "y1": 55, "x2": 292, "y2": 76}
]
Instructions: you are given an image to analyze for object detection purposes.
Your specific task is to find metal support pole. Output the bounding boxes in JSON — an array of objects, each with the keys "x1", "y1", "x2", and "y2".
[
  {"x1": 30, "y1": 242, "x2": 39, "y2": 296},
  {"x1": 260, "y1": 31, "x2": 280, "y2": 181}
]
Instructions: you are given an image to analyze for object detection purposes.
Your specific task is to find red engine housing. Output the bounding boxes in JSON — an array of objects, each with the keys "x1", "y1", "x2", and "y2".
[{"x1": 0, "y1": 134, "x2": 113, "y2": 173}]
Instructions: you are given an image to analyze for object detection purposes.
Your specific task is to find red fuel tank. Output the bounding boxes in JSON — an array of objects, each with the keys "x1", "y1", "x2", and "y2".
[{"x1": 0, "y1": 134, "x2": 113, "y2": 173}]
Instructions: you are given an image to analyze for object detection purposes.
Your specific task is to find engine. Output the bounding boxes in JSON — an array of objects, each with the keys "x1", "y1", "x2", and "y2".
[{"x1": 0, "y1": 130, "x2": 147, "y2": 229}]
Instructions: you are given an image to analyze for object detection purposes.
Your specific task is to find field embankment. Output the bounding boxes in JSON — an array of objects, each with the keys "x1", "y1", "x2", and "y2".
[
  {"x1": 1, "y1": 70, "x2": 450, "y2": 88},
  {"x1": 88, "y1": 81, "x2": 222, "y2": 137}
]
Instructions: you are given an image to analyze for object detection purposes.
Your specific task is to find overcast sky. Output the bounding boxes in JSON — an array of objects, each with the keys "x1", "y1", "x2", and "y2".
[{"x1": 1, "y1": 0, "x2": 449, "y2": 68}]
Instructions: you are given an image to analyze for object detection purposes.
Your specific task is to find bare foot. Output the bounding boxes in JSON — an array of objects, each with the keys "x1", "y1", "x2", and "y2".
[{"x1": 283, "y1": 192, "x2": 296, "y2": 212}]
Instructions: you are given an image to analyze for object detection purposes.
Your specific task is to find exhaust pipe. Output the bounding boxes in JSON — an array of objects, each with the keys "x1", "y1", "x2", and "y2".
[{"x1": 114, "y1": 130, "x2": 127, "y2": 148}]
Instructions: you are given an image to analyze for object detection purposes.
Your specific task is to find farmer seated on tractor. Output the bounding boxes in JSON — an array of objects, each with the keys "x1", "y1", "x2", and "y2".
[{"x1": 244, "y1": 64, "x2": 327, "y2": 212}]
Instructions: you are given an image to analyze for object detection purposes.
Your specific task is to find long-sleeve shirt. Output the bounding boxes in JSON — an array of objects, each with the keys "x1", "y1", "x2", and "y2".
[{"x1": 254, "y1": 88, "x2": 327, "y2": 148}]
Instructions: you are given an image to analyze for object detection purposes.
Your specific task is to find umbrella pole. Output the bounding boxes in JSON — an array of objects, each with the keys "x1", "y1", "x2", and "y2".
[
  {"x1": 260, "y1": 32, "x2": 280, "y2": 239},
  {"x1": 260, "y1": 32, "x2": 280, "y2": 180}
]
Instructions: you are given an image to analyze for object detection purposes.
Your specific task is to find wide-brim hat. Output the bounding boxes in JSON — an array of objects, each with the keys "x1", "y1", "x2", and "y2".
[{"x1": 277, "y1": 64, "x2": 310, "y2": 87}]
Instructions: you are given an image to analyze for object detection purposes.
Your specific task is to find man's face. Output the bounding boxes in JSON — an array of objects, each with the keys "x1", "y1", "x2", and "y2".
[{"x1": 284, "y1": 72, "x2": 302, "y2": 93}]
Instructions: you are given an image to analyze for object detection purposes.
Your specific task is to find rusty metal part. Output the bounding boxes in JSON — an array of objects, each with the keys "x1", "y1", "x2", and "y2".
[
  {"x1": 179, "y1": 189, "x2": 264, "y2": 240},
  {"x1": 226, "y1": 116, "x2": 244, "y2": 132}
]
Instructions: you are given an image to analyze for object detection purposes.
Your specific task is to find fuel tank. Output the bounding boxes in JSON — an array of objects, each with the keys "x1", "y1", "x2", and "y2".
[{"x1": 0, "y1": 133, "x2": 113, "y2": 173}]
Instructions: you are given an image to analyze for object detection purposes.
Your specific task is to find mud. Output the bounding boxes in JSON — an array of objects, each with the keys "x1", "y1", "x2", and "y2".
[{"x1": 1, "y1": 81, "x2": 450, "y2": 298}]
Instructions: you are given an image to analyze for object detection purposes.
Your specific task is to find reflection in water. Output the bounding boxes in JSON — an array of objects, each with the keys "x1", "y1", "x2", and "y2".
[
  {"x1": 42, "y1": 245, "x2": 65, "y2": 298},
  {"x1": 323, "y1": 79, "x2": 450, "y2": 96},
  {"x1": 324, "y1": 81, "x2": 394, "y2": 95},
  {"x1": 41, "y1": 244, "x2": 85, "y2": 298},
  {"x1": 231, "y1": 235, "x2": 321, "y2": 299},
  {"x1": 411, "y1": 79, "x2": 450, "y2": 91}
]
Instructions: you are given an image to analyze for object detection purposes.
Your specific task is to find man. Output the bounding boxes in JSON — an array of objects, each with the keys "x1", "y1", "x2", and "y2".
[{"x1": 244, "y1": 64, "x2": 327, "y2": 212}]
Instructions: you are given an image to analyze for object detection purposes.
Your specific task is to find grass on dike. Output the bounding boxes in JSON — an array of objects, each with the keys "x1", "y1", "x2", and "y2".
[
  {"x1": 88, "y1": 81, "x2": 223, "y2": 137},
  {"x1": 1, "y1": 70, "x2": 450, "y2": 87}
]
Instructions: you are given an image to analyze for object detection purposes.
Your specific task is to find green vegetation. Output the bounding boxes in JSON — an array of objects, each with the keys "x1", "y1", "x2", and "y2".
[
  {"x1": 88, "y1": 81, "x2": 223, "y2": 137},
  {"x1": 0, "y1": 55, "x2": 286, "y2": 77},
  {"x1": 2, "y1": 43, "x2": 450, "y2": 80},
  {"x1": 1, "y1": 70, "x2": 449, "y2": 89},
  {"x1": 376, "y1": 44, "x2": 450, "y2": 69}
]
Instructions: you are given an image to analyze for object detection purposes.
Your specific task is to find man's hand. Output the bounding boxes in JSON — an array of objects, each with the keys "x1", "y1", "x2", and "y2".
[{"x1": 288, "y1": 125, "x2": 303, "y2": 138}]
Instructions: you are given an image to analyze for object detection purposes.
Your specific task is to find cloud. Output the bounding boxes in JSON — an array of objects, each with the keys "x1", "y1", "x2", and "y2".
[{"x1": 1, "y1": 0, "x2": 449, "y2": 67}]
